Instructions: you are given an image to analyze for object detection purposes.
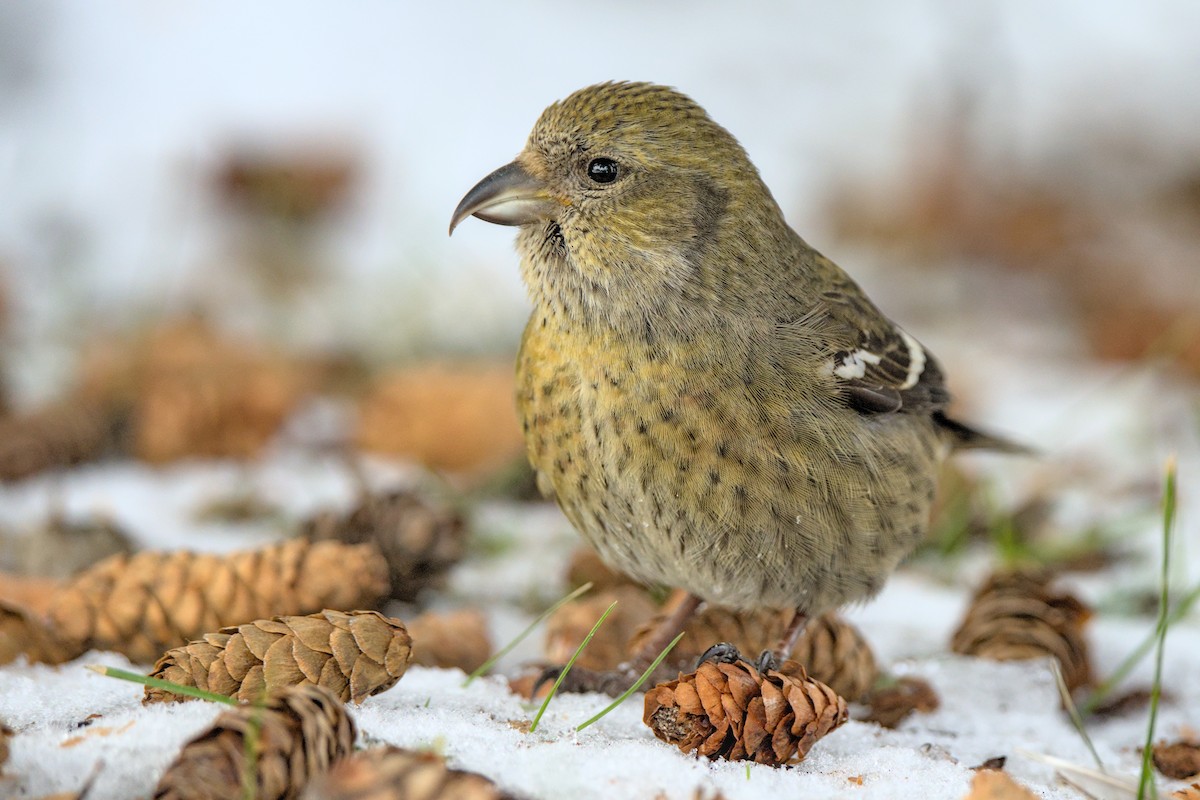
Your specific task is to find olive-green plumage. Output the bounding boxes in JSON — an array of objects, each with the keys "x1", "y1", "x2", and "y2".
[{"x1": 452, "y1": 81, "x2": 1007, "y2": 618}]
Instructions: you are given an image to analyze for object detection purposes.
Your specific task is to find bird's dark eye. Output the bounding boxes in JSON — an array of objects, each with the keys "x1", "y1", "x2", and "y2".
[{"x1": 587, "y1": 158, "x2": 619, "y2": 184}]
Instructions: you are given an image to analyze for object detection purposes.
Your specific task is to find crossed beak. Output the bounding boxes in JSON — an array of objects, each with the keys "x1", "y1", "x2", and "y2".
[{"x1": 448, "y1": 160, "x2": 559, "y2": 235}]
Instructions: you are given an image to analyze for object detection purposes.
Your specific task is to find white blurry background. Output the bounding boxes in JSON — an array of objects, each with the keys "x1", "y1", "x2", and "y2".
[{"x1": 2, "y1": 0, "x2": 1199, "y2": 403}]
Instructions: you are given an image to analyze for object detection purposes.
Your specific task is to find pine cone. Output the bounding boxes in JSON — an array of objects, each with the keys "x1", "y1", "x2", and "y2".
[
  {"x1": 406, "y1": 609, "x2": 492, "y2": 672},
  {"x1": 1153, "y1": 740, "x2": 1200, "y2": 780},
  {"x1": 0, "y1": 397, "x2": 126, "y2": 482},
  {"x1": 950, "y1": 569, "x2": 1093, "y2": 692},
  {"x1": 862, "y1": 675, "x2": 940, "y2": 729},
  {"x1": 154, "y1": 684, "x2": 355, "y2": 800},
  {"x1": 0, "y1": 600, "x2": 82, "y2": 666},
  {"x1": 47, "y1": 538, "x2": 390, "y2": 663},
  {"x1": 630, "y1": 608, "x2": 877, "y2": 701},
  {"x1": 1172, "y1": 784, "x2": 1200, "y2": 800},
  {"x1": 564, "y1": 547, "x2": 642, "y2": 593},
  {"x1": 130, "y1": 319, "x2": 307, "y2": 463},
  {"x1": 144, "y1": 610, "x2": 413, "y2": 705},
  {"x1": 644, "y1": 659, "x2": 848, "y2": 765},
  {"x1": 301, "y1": 746, "x2": 514, "y2": 800},
  {"x1": 545, "y1": 587, "x2": 658, "y2": 671},
  {"x1": 302, "y1": 489, "x2": 465, "y2": 602}
]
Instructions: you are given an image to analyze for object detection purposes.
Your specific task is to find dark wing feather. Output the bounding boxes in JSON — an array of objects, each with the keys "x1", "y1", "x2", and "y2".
[{"x1": 815, "y1": 277, "x2": 951, "y2": 417}]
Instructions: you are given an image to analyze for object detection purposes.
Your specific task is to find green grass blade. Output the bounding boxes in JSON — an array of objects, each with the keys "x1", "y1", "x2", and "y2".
[
  {"x1": 529, "y1": 600, "x2": 617, "y2": 733},
  {"x1": 575, "y1": 630, "x2": 686, "y2": 732},
  {"x1": 87, "y1": 664, "x2": 238, "y2": 705},
  {"x1": 1137, "y1": 457, "x2": 1176, "y2": 800},
  {"x1": 463, "y1": 581, "x2": 594, "y2": 687},
  {"x1": 1081, "y1": 579, "x2": 1200, "y2": 714}
]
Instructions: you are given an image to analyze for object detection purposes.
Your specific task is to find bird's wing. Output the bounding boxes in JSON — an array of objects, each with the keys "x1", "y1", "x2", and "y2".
[{"x1": 809, "y1": 270, "x2": 952, "y2": 416}]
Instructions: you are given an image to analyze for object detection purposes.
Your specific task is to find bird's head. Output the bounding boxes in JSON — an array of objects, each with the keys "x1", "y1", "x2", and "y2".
[{"x1": 451, "y1": 82, "x2": 790, "y2": 327}]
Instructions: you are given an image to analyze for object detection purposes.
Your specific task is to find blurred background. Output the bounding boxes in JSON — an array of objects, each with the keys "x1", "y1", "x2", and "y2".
[{"x1": 0, "y1": 0, "x2": 1197, "y2": 544}]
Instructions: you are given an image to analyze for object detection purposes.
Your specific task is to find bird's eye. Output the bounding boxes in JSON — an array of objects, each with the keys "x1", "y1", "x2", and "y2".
[{"x1": 587, "y1": 158, "x2": 620, "y2": 184}]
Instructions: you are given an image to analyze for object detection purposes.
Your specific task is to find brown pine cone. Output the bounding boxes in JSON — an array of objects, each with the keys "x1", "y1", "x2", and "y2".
[
  {"x1": 144, "y1": 610, "x2": 413, "y2": 705},
  {"x1": 861, "y1": 675, "x2": 940, "y2": 729},
  {"x1": 545, "y1": 586, "x2": 658, "y2": 671},
  {"x1": 406, "y1": 609, "x2": 492, "y2": 672},
  {"x1": 132, "y1": 319, "x2": 307, "y2": 463},
  {"x1": 47, "y1": 538, "x2": 390, "y2": 663},
  {"x1": 644, "y1": 659, "x2": 848, "y2": 765},
  {"x1": 302, "y1": 488, "x2": 466, "y2": 602},
  {"x1": 1153, "y1": 740, "x2": 1200, "y2": 780},
  {"x1": 564, "y1": 546, "x2": 643, "y2": 593},
  {"x1": 950, "y1": 569, "x2": 1093, "y2": 692},
  {"x1": 154, "y1": 683, "x2": 355, "y2": 800},
  {"x1": 629, "y1": 608, "x2": 877, "y2": 701},
  {"x1": 302, "y1": 746, "x2": 515, "y2": 800},
  {"x1": 0, "y1": 397, "x2": 126, "y2": 482},
  {"x1": 0, "y1": 600, "x2": 83, "y2": 666}
]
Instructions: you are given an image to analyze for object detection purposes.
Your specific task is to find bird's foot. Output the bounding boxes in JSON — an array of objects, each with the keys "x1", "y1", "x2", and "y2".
[
  {"x1": 695, "y1": 641, "x2": 743, "y2": 668},
  {"x1": 531, "y1": 663, "x2": 641, "y2": 698},
  {"x1": 695, "y1": 642, "x2": 783, "y2": 674}
]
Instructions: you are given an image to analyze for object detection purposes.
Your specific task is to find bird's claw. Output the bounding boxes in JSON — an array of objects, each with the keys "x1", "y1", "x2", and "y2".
[
  {"x1": 696, "y1": 641, "x2": 743, "y2": 668},
  {"x1": 695, "y1": 643, "x2": 781, "y2": 673}
]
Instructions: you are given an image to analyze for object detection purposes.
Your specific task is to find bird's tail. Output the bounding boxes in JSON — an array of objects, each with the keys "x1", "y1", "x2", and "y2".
[{"x1": 933, "y1": 412, "x2": 1035, "y2": 455}]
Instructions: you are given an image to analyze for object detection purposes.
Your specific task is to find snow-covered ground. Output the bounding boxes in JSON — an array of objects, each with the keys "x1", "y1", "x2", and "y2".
[{"x1": 1, "y1": 325, "x2": 1197, "y2": 798}]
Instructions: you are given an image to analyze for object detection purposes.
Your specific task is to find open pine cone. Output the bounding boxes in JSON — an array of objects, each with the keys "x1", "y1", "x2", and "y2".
[
  {"x1": 630, "y1": 608, "x2": 878, "y2": 701},
  {"x1": 644, "y1": 659, "x2": 848, "y2": 765},
  {"x1": 154, "y1": 684, "x2": 355, "y2": 800},
  {"x1": 950, "y1": 568, "x2": 1093, "y2": 692},
  {"x1": 47, "y1": 538, "x2": 389, "y2": 663},
  {"x1": 302, "y1": 488, "x2": 466, "y2": 602},
  {"x1": 144, "y1": 609, "x2": 413, "y2": 705},
  {"x1": 302, "y1": 746, "x2": 515, "y2": 800}
]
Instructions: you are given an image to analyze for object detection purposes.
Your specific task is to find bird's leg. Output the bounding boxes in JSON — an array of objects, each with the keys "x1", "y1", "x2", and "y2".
[
  {"x1": 628, "y1": 590, "x2": 703, "y2": 666},
  {"x1": 532, "y1": 590, "x2": 704, "y2": 697},
  {"x1": 754, "y1": 608, "x2": 809, "y2": 673}
]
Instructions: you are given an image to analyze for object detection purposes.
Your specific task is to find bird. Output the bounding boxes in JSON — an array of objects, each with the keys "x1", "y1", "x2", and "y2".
[{"x1": 450, "y1": 81, "x2": 1020, "y2": 685}]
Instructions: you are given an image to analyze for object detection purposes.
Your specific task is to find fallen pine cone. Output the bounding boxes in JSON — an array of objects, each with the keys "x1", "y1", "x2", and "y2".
[
  {"x1": 0, "y1": 397, "x2": 126, "y2": 482},
  {"x1": 47, "y1": 538, "x2": 390, "y2": 663},
  {"x1": 130, "y1": 319, "x2": 308, "y2": 463},
  {"x1": 406, "y1": 609, "x2": 492, "y2": 672},
  {"x1": 0, "y1": 600, "x2": 83, "y2": 666},
  {"x1": 545, "y1": 586, "x2": 658, "y2": 671},
  {"x1": 564, "y1": 547, "x2": 643, "y2": 593},
  {"x1": 144, "y1": 609, "x2": 412, "y2": 705},
  {"x1": 154, "y1": 684, "x2": 355, "y2": 800},
  {"x1": 302, "y1": 488, "x2": 466, "y2": 602},
  {"x1": 862, "y1": 675, "x2": 940, "y2": 729},
  {"x1": 1153, "y1": 740, "x2": 1200, "y2": 780},
  {"x1": 301, "y1": 746, "x2": 515, "y2": 800},
  {"x1": 644, "y1": 659, "x2": 847, "y2": 765},
  {"x1": 355, "y1": 362, "x2": 524, "y2": 474},
  {"x1": 950, "y1": 568, "x2": 1093, "y2": 692},
  {"x1": 630, "y1": 608, "x2": 878, "y2": 701}
]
